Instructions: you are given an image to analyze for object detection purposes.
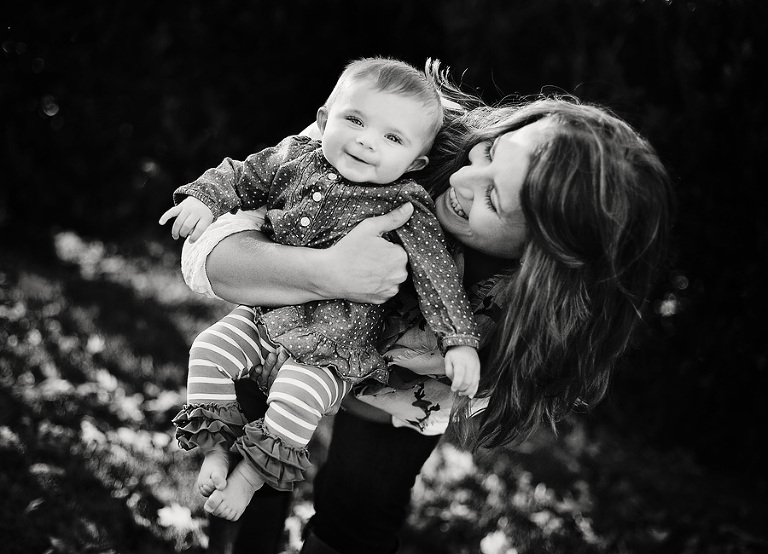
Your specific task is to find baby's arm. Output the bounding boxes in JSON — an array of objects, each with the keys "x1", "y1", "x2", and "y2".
[
  {"x1": 164, "y1": 136, "x2": 311, "y2": 241},
  {"x1": 391, "y1": 185, "x2": 481, "y2": 390},
  {"x1": 159, "y1": 197, "x2": 214, "y2": 241}
]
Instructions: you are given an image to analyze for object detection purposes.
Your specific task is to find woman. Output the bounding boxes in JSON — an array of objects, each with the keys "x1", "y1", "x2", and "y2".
[{"x1": 180, "y1": 70, "x2": 673, "y2": 553}]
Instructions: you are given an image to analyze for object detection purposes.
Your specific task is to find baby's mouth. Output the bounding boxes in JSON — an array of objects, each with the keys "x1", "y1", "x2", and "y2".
[
  {"x1": 448, "y1": 187, "x2": 467, "y2": 219},
  {"x1": 347, "y1": 151, "x2": 371, "y2": 165}
]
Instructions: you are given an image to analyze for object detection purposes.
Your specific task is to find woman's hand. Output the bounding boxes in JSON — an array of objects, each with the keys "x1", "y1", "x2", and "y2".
[
  {"x1": 319, "y1": 203, "x2": 413, "y2": 304},
  {"x1": 199, "y1": 204, "x2": 413, "y2": 307}
]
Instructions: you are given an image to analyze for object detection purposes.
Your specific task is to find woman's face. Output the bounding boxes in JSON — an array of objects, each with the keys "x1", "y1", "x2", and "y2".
[{"x1": 435, "y1": 117, "x2": 554, "y2": 259}]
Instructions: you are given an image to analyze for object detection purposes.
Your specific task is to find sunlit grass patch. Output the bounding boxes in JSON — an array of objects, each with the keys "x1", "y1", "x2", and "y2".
[
  {"x1": 1, "y1": 231, "x2": 214, "y2": 553},
  {"x1": 1, "y1": 231, "x2": 756, "y2": 553}
]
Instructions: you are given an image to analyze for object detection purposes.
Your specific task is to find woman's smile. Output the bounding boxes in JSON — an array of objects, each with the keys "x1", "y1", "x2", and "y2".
[
  {"x1": 436, "y1": 118, "x2": 556, "y2": 259},
  {"x1": 447, "y1": 187, "x2": 467, "y2": 219}
]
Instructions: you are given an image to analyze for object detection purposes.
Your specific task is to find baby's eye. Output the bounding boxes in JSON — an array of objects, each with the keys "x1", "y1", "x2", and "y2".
[
  {"x1": 346, "y1": 116, "x2": 363, "y2": 126},
  {"x1": 385, "y1": 134, "x2": 403, "y2": 144}
]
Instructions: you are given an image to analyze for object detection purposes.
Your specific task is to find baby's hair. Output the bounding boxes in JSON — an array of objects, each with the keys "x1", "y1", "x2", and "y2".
[{"x1": 325, "y1": 57, "x2": 445, "y2": 146}]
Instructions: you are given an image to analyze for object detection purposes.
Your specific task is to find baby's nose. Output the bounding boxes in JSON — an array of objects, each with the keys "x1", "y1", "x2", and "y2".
[{"x1": 356, "y1": 133, "x2": 375, "y2": 149}]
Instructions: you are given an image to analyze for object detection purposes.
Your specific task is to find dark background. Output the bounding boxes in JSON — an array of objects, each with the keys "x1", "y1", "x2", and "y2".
[{"x1": 2, "y1": 0, "x2": 766, "y2": 530}]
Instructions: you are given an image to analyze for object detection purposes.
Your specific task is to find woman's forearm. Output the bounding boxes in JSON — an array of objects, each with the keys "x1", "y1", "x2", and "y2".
[
  {"x1": 206, "y1": 230, "x2": 333, "y2": 306},
  {"x1": 206, "y1": 205, "x2": 413, "y2": 307}
]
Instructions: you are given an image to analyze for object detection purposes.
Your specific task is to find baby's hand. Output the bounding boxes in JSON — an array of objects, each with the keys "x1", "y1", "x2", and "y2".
[
  {"x1": 158, "y1": 197, "x2": 214, "y2": 241},
  {"x1": 444, "y1": 345, "x2": 480, "y2": 398}
]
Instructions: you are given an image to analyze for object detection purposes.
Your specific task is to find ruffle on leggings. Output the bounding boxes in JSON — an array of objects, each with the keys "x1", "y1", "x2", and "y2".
[
  {"x1": 172, "y1": 402, "x2": 248, "y2": 452},
  {"x1": 233, "y1": 418, "x2": 311, "y2": 491}
]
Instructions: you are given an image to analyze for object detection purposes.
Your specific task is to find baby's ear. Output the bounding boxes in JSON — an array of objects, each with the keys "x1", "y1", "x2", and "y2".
[
  {"x1": 407, "y1": 155, "x2": 429, "y2": 172},
  {"x1": 316, "y1": 106, "x2": 329, "y2": 134}
]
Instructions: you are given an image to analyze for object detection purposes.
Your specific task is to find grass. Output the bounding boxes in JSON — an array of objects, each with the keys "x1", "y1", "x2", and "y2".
[{"x1": 1, "y1": 230, "x2": 766, "y2": 554}]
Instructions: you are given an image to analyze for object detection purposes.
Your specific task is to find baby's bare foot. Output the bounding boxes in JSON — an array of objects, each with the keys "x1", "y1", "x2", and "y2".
[
  {"x1": 203, "y1": 462, "x2": 265, "y2": 521},
  {"x1": 197, "y1": 448, "x2": 229, "y2": 497}
]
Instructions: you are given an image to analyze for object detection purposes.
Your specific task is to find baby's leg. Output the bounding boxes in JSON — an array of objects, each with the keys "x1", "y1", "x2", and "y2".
[
  {"x1": 264, "y1": 360, "x2": 351, "y2": 448},
  {"x1": 182, "y1": 305, "x2": 271, "y2": 496},
  {"x1": 209, "y1": 361, "x2": 351, "y2": 516}
]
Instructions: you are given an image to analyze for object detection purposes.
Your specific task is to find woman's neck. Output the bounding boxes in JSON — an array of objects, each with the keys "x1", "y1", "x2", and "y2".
[{"x1": 462, "y1": 247, "x2": 518, "y2": 287}]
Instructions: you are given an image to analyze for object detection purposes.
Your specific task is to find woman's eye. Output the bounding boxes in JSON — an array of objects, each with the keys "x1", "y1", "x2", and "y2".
[
  {"x1": 482, "y1": 141, "x2": 493, "y2": 161},
  {"x1": 485, "y1": 185, "x2": 496, "y2": 212},
  {"x1": 385, "y1": 134, "x2": 402, "y2": 144}
]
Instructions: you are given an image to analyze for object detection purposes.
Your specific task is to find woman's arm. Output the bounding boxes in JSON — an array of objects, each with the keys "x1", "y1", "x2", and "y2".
[
  {"x1": 196, "y1": 203, "x2": 415, "y2": 307},
  {"x1": 299, "y1": 122, "x2": 321, "y2": 139}
]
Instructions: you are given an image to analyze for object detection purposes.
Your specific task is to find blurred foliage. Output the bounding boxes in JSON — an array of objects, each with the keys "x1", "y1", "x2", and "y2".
[
  {"x1": 1, "y1": 234, "x2": 765, "y2": 552},
  {"x1": 2, "y1": 0, "x2": 768, "y2": 551}
]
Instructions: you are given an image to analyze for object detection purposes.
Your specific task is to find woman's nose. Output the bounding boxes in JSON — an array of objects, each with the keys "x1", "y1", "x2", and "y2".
[
  {"x1": 449, "y1": 169, "x2": 478, "y2": 212},
  {"x1": 452, "y1": 164, "x2": 484, "y2": 196},
  {"x1": 453, "y1": 144, "x2": 491, "y2": 191}
]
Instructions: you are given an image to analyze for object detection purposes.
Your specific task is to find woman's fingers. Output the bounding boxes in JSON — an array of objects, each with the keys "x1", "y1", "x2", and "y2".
[
  {"x1": 325, "y1": 205, "x2": 412, "y2": 304},
  {"x1": 359, "y1": 202, "x2": 414, "y2": 236}
]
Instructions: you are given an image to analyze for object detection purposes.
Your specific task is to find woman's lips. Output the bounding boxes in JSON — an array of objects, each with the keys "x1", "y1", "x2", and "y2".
[{"x1": 448, "y1": 187, "x2": 467, "y2": 219}]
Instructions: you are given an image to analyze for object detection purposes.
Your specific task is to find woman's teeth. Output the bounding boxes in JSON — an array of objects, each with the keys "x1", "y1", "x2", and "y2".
[{"x1": 448, "y1": 188, "x2": 467, "y2": 219}]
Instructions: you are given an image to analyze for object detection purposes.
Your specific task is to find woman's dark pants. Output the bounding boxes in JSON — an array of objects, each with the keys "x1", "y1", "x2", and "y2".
[{"x1": 207, "y1": 379, "x2": 440, "y2": 554}]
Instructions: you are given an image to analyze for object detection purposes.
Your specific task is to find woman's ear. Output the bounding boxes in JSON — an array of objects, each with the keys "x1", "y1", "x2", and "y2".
[
  {"x1": 407, "y1": 155, "x2": 429, "y2": 172},
  {"x1": 316, "y1": 106, "x2": 329, "y2": 134}
]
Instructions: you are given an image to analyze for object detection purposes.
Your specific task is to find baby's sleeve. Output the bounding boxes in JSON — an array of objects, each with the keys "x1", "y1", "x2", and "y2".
[
  {"x1": 181, "y1": 209, "x2": 266, "y2": 298},
  {"x1": 392, "y1": 185, "x2": 479, "y2": 353},
  {"x1": 173, "y1": 136, "x2": 307, "y2": 218}
]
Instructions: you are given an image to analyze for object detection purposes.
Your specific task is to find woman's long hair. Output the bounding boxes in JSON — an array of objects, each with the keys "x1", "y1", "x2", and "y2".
[{"x1": 425, "y1": 64, "x2": 674, "y2": 450}]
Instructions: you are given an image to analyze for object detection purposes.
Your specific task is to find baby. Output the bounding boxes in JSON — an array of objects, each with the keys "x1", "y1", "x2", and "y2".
[{"x1": 160, "y1": 57, "x2": 480, "y2": 521}]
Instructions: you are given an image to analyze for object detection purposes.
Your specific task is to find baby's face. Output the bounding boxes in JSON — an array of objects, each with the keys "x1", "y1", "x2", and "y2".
[{"x1": 319, "y1": 83, "x2": 435, "y2": 184}]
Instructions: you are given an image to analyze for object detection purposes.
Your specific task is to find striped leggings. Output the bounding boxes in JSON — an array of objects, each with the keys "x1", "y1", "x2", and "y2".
[{"x1": 186, "y1": 306, "x2": 351, "y2": 448}]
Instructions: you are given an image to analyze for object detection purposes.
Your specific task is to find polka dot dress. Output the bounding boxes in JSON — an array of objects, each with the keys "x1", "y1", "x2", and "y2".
[{"x1": 175, "y1": 135, "x2": 479, "y2": 383}]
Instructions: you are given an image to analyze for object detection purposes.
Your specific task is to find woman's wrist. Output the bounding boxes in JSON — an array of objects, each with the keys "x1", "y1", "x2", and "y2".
[
  {"x1": 340, "y1": 395, "x2": 394, "y2": 424},
  {"x1": 309, "y1": 246, "x2": 360, "y2": 301},
  {"x1": 198, "y1": 208, "x2": 409, "y2": 306},
  {"x1": 299, "y1": 247, "x2": 342, "y2": 300}
]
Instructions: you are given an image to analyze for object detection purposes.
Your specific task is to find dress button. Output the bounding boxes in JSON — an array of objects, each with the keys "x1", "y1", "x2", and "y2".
[
  {"x1": 327, "y1": 173, "x2": 337, "y2": 180},
  {"x1": 312, "y1": 191, "x2": 322, "y2": 202},
  {"x1": 300, "y1": 216, "x2": 310, "y2": 227}
]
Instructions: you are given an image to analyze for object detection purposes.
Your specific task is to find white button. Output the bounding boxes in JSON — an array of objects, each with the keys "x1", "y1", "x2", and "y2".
[
  {"x1": 327, "y1": 173, "x2": 337, "y2": 180},
  {"x1": 312, "y1": 191, "x2": 322, "y2": 201},
  {"x1": 300, "y1": 216, "x2": 310, "y2": 227}
]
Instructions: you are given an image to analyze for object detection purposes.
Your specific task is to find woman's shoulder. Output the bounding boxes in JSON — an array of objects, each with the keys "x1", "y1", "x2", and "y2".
[
  {"x1": 249, "y1": 135, "x2": 322, "y2": 173},
  {"x1": 274, "y1": 134, "x2": 321, "y2": 152}
]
